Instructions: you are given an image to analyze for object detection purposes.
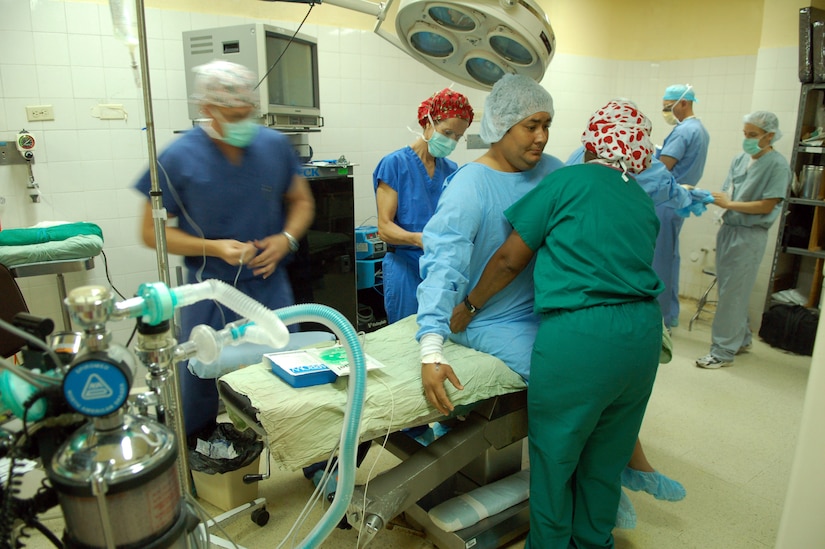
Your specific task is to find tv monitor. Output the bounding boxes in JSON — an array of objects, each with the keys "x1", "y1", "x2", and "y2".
[{"x1": 182, "y1": 23, "x2": 322, "y2": 130}]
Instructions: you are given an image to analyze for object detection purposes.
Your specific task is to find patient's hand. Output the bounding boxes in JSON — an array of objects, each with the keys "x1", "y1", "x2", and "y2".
[
  {"x1": 450, "y1": 302, "x2": 473, "y2": 333},
  {"x1": 422, "y1": 362, "x2": 464, "y2": 416}
]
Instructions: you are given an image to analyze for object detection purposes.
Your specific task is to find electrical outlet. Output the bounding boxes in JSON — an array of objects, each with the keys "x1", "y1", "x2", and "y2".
[{"x1": 26, "y1": 105, "x2": 54, "y2": 122}]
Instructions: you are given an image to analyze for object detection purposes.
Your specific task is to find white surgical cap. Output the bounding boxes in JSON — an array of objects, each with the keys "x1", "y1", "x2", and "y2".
[
  {"x1": 479, "y1": 74, "x2": 554, "y2": 144},
  {"x1": 191, "y1": 60, "x2": 259, "y2": 108},
  {"x1": 743, "y1": 111, "x2": 782, "y2": 144}
]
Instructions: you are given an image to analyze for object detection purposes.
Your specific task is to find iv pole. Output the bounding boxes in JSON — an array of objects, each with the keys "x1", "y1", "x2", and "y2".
[{"x1": 130, "y1": 0, "x2": 193, "y2": 495}]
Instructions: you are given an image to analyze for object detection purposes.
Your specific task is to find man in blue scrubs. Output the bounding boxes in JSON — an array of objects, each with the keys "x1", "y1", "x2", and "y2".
[
  {"x1": 135, "y1": 60, "x2": 315, "y2": 438},
  {"x1": 656, "y1": 84, "x2": 711, "y2": 329}
]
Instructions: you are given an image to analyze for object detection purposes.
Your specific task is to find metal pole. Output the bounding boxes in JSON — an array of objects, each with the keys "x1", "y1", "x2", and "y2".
[{"x1": 133, "y1": 0, "x2": 192, "y2": 496}]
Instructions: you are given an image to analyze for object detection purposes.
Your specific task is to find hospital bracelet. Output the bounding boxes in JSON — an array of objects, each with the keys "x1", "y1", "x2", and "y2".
[{"x1": 282, "y1": 231, "x2": 299, "y2": 253}]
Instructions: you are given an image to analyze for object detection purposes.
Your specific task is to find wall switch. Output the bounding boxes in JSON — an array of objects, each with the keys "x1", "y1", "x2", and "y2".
[{"x1": 26, "y1": 105, "x2": 54, "y2": 122}]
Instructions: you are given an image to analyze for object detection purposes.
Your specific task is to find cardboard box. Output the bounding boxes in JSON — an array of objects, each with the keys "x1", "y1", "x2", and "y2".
[{"x1": 192, "y1": 455, "x2": 260, "y2": 511}]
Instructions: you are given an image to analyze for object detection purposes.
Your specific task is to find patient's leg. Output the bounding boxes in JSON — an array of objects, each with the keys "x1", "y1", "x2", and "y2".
[{"x1": 622, "y1": 438, "x2": 686, "y2": 502}]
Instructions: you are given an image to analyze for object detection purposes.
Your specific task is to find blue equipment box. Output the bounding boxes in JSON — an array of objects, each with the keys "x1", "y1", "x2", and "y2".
[
  {"x1": 355, "y1": 225, "x2": 386, "y2": 259},
  {"x1": 356, "y1": 258, "x2": 382, "y2": 290}
]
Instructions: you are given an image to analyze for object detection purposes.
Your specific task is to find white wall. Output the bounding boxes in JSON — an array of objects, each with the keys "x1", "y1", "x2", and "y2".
[{"x1": 0, "y1": 0, "x2": 801, "y2": 345}]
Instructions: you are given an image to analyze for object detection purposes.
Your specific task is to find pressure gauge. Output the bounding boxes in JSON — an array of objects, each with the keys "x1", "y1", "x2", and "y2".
[{"x1": 17, "y1": 132, "x2": 35, "y2": 152}]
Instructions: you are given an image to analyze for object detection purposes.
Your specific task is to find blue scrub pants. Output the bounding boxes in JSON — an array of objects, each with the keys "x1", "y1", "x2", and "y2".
[
  {"x1": 382, "y1": 251, "x2": 422, "y2": 324},
  {"x1": 711, "y1": 224, "x2": 768, "y2": 361},
  {"x1": 653, "y1": 208, "x2": 684, "y2": 328},
  {"x1": 525, "y1": 300, "x2": 661, "y2": 549}
]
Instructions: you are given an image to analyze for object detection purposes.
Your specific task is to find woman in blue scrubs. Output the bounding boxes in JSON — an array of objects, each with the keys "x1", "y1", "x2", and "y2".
[{"x1": 373, "y1": 89, "x2": 474, "y2": 323}]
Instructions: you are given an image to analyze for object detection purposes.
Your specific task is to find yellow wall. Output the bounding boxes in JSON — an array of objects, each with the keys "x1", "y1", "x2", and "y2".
[
  {"x1": 760, "y1": 0, "x2": 825, "y2": 49},
  {"x1": 540, "y1": 0, "x2": 763, "y2": 59},
  {"x1": 97, "y1": 0, "x2": 817, "y2": 59}
]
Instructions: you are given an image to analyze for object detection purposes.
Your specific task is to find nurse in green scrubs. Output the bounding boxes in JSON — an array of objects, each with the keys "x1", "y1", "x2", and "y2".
[{"x1": 452, "y1": 99, "x2": 664, "y2": 548}]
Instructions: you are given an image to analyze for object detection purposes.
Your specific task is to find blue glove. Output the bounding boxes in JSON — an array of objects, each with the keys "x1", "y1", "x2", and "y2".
[{"x1": 676, "y1": 188, "x2": 714, "y2": 217}]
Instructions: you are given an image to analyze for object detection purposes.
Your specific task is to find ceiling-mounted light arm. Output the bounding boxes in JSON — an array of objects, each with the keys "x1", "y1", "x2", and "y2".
[
  {"x1": 261, "y1": 0, "x2": 556, "y2": 90},
  {"x1": 322, "y1": 0, "x2": 405, "y2": 51}
]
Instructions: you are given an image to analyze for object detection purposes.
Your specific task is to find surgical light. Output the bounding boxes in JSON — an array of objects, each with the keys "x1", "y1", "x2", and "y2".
[{"x1": 260, "y1": 0, "x2": 556, "y2": 90}]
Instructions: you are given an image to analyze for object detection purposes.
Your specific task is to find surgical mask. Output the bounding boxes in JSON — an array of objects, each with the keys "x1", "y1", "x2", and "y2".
[
  {"x1": 220, "y1": 118, "x2": 260, "y2": 148},
  {"x1": 743, "y1": 137, "x2": 764, "y2": 156},
  {"x1": 427, "y1": 130, "x2": 458, "y2": 158},
  {"x1": 210, "y1": 110, "x2": 260, "y2": 148}
]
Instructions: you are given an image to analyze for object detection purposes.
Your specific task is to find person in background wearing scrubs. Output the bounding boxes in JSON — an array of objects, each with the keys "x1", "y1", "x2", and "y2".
[
  {"x1": 453, "y1": 99, "x2": 663, "y2": 548},
  {"x1": 696, "y1": 111, "x2": 791, "y2": 369},
  {"x1": 416, "y1": 74, "x2": 563, "y2": 400},
  {"x1": 135, "y1": 60, "x2": 314, "y2": 439},
  {"x1": 374, "y1": 89, "x2": 474, "y2": 323},
  {"x1": 657, "y1": 84, "x2": 711, "y2": 330}
]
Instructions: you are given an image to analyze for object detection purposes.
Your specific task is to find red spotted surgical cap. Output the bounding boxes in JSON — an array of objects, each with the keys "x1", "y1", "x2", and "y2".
[
  {"x1": 581, "y1": 99, "x2": 654, "y2": 177},
  {"x1": 417, "y1": 89, "x2": 474, "y2": 128}
]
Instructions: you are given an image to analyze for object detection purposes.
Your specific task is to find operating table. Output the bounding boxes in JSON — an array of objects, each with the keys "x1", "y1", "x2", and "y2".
[{"x1": 216, "y1": 315, "x2": 530, "y2": 548}]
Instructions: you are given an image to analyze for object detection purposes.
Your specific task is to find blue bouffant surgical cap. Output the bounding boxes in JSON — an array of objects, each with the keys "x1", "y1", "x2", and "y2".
[
  {"x1": 663, "y1": 84, "x2": 697, "y2": 102},
  {"x1": 744, "y1": 111, "x2": 783, "y2": 143},
  {"x1": 479, "y1": 74, "x2": 554, "y2": 144},
  {"x1": 191, "y1": 60, "x2": 259, "y2": 108}
]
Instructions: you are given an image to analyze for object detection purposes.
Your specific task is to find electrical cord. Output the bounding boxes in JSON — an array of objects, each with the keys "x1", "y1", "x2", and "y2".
[
  {"x1": 98, "y1": 249, "x2": 126, "y2": 300},
  {"x1": 253, "y1": 5, "x2": 315, "y2": 92},
  {"x1": 157, "y1": 161, "x2": 229, "y2": 327}
]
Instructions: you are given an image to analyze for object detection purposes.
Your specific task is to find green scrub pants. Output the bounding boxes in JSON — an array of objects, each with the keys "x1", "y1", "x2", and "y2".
[{"x1": 525, "y1": 300, "x2": 661, "y2": 549}]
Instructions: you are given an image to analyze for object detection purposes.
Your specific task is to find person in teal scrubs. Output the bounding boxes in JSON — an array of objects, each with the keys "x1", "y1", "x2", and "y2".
[{"x1": 453, "y1": 99, "x2": 664, "y2": 548}]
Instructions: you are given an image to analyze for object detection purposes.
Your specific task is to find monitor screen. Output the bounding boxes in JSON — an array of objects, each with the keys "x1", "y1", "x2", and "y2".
[{"x1": 264, "y1": 31, "x2": 318, "y2": 109}]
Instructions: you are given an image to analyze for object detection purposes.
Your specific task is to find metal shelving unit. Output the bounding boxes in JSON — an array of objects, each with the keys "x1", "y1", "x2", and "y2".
[{"x1": 766, "y1": 83, "x2": 825, "y2": 311}]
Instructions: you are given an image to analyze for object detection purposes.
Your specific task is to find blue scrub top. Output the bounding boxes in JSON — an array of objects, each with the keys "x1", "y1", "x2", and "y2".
[
  {"x1": 416, "y1": 154, "x2": 564, "y2": 340},
  {"x1": 373, "y1": 146, "x2": 457, "y2": 264},
  {"x1": 134, "y1": 126, "x2": 301, "y2": 284},
  {"x1": 721, "y1": 150, "x2": 791, "y2": 229},
  {"x1": 657, "y1": 118, "x2": 710, "y2": 186}
]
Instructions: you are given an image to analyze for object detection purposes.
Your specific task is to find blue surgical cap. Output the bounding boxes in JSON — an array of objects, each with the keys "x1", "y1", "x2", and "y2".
[
  {"x1": 663, "y1": 84, "x2": 697, "y2": 102},
  {"x1": 744, "y1": 111, "x2": 783, "y2": 143},
  {"x1": 479, "y1": 74, "x2": 554, "y2": 144}
]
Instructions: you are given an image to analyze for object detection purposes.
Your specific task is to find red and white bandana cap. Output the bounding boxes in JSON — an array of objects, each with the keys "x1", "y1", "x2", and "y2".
[
  {"x1": 417, "y1": 88, "x2": 474, "y2": 128},
  {"x1": 581, "y1": 99, "x2": 653, "y2": 180}
]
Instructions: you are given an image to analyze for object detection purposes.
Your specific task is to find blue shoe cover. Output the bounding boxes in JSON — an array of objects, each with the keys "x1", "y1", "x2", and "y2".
[
  {"x1": 615, "y1": 490, "x2": 636, "y2": 529},
  {"x1": 621, "y1": 467, "x2": 686, "y2": 502}
]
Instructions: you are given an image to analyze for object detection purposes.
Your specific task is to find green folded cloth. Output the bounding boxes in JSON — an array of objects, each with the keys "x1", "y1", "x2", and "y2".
[{"x1": 0, "y1": 223, "x2": 103, "y2": 246}]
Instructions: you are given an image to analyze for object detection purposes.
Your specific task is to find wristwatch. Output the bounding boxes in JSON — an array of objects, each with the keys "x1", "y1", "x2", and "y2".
[
  {"x1": 463, "y1": 296, "x2": 479, "y2": 315},
  {"x1": 282, "y1": 231, "x2": 299, "y2": 253}
]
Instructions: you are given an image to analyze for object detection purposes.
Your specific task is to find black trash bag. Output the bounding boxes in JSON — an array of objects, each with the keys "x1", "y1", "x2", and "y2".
[{"x1": 187, "y1": 423, "x2": 263, "y2": 475}]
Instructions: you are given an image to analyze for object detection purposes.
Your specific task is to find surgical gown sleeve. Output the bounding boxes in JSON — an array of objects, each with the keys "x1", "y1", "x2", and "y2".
[{"x1": 416, "y1": 177, "x2": 483, "y2": 340}]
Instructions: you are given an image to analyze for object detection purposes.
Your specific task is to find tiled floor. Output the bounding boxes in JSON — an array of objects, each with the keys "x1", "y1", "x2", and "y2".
[{"x1": 24, "y1": 300, "x2": 812, "y2": 548}]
